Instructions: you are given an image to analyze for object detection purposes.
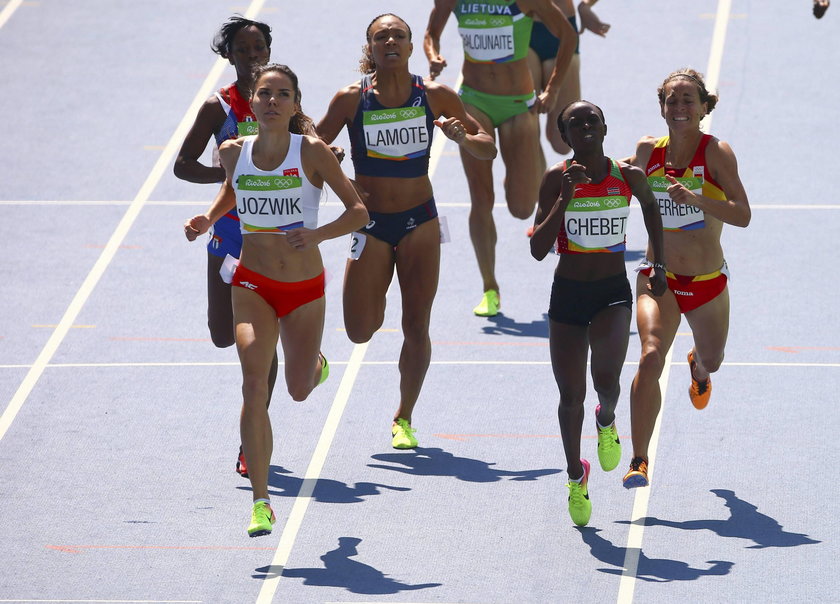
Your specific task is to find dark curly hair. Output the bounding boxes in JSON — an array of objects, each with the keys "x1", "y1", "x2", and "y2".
[{"x1": 211, "y1": 15, "x2": 272, "y2": 60}]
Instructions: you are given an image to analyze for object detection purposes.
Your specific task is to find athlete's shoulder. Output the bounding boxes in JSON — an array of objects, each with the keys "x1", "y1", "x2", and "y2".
[
  {"x1": 636, "y1": 135, "x2": 661, "y2": 151},
  {"x1": 703, "y1": 134, "x2": 737, "y2": 166},
  {"x1": 616, "y1": 160, "x2": 645, "y2": 184}
]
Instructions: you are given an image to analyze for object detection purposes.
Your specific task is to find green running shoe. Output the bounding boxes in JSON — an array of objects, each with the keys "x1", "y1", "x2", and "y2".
[
  {"x1": 473, "y1": 289, "x2": 500, "y2": 317},
  {"x1": 247, "y1": 501, "x2": 276, "y2": 538},
  {"x1": 567, "y1": 459, "x2": 592, "y2": 527},
  {"x1": 595, "y1": 405, "x2": 621, "y2": 472},
  {"x1": 318, "y1": 352, "x2": 329, "y2": 385},
  {"x1": 391, "y1": 418, "x2": 418, "y2": 449}
]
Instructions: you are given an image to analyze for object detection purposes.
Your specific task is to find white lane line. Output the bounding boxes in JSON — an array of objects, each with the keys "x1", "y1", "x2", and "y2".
[
  {"x1": 427, "y1": 73, "x2": 464, "y2": 178},
  {"x1": 0, "y1": 0, "x2": 266, "y2": 443},
  {"x1": 700, "y1": 0, "x2": 731, "y2": 134},
  {"x1": 0, "y1": 0, "x2": 23, "y2": 30},
  {"x1": 618, "y1": 1, "x2": 731, "y2": 601},
  {"x1": 255, "y1": 343, "x2": 369, "y2": 604},
  {"x1": 617, "y1": 348, "x2": 673, "y2": 601}
]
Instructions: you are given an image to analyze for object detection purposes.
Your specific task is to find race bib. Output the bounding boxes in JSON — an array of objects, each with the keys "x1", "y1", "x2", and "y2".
[
  {"x1": 648, "y1": 174, "x2": 704, "y2": 231},
  {"x1": 564, "y1": 196, "x2": 630, "y2": 253},
  {"x1": 363, "y1": 106, "x2": 429, "y2": 161},
  {"x1": 236, "y1": 174, "x2": 304, "y2": 233},
  {"x1": 458, "y1": 16, "x2": 515, "y2": 63}
]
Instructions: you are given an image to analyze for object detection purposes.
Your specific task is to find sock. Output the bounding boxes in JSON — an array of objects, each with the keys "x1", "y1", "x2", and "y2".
[
  {"x1": 254, "y1": 498, "x2": 270, "y2": 506},
  {"x1": 596, "y1": 417, "x2": 614, "y2": 430}
]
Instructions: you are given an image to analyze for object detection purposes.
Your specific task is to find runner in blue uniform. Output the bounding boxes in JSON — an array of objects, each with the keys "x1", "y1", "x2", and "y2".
[{"x1": 317, "y1": 14, "x2": 496, "y2": 449}]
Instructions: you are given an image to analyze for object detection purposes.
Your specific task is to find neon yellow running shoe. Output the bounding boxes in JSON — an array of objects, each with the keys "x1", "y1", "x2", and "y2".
[
  {"x1": 473, "y1": 289, "x2": 500, "y2": 317},
  {"x1": 595, "y1": 405, "x2": 621, "y2": 472},
  {"x1": 247, "y1": 501, "x2": 276, "y2": 538},
  {"x1": 391, "y1": 418, "x2": 418, "y2": 449},
  {"x1": 567, "y1": 459, "x2": 592, "y2": 527},
  {"x1": 318, "y1": 352, "x2": 329, "y2": 386}
]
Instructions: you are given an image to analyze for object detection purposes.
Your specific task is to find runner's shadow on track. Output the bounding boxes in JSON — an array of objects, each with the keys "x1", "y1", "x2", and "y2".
[
  {"x1": 578, "y1": 527, "x2": 733, "y2": 582},
  {"x1": 479, "y1": 312, "x2": 549, "y2": 338},
  {"x1": 368, "y1": 447, "x2": 561, "y2": 482},
  {"x1": 617, "y1": 489, "x2": 821, "y2": 548},
  {"x1": 256, "y1": 537, "x2": 442, "y2": 594},
  {"x1": 237, "y1": 465, "x2": 411, "y2": 503}
]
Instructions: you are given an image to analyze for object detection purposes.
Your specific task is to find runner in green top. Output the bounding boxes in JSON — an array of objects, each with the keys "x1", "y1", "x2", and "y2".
[{"x1": 424, "y1": 0, "x2": 577, "y2": 317}]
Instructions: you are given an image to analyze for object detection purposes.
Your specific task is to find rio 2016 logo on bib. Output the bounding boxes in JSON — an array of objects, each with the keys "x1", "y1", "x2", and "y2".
[
  {"x1": 237, "y1": 120, "x2": 259, "y2": 136},
  {"x1": 237, "y1": 175, "x2": 302, "y2": 191}
]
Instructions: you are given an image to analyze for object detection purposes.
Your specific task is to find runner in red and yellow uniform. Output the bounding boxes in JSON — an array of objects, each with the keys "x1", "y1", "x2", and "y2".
[{"x1": 622, "y1": 69, "x2": 751, "y2": 489}]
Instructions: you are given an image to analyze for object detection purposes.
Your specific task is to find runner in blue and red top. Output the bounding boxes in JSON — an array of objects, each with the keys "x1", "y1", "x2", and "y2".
[
  {"x1": 173, "y1": 15, "x2": 275, "y2": 479},
  {"x1": 530, "y1": 100, "x2": 666, "y2": 527}
]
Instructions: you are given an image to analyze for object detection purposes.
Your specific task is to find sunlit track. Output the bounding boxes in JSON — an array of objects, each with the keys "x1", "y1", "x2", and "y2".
[{"x1": 1, "y1": 1, "x2": 837, "y2": 602}]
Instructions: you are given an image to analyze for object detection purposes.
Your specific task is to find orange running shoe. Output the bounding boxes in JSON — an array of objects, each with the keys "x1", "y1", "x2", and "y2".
[
  {"x1": 622, "y1": 456, "x2": 649, "y2": 489},
  {"x1": 236, "y1": 446, "x2": 249, "y2": 478},
  {"x1": 687, "y1": 350, "x2": 712, "y2": 410}
]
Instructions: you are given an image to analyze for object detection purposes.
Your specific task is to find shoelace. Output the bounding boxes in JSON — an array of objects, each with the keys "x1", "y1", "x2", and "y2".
[
  {"x1": 568, "y1": 480, "x2": 587, "y2": 503},
  {"x1": 629, "y1": 457, "x2": 646, "y2": 472},
  {"x1": 598, "y1": 424, "x2": 617, "y2": 444}
]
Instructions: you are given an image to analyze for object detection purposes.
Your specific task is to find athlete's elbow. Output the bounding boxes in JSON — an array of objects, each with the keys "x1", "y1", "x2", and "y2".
[
  {"x1": 530, "y1": 240, "x2": 548, "y2": 261},
  {"x1": 173, "y1": 157, "x2": 186, "y2": 179},
  {"x1": 733, "y1": 208, "x2": 751, "y2": 228}
]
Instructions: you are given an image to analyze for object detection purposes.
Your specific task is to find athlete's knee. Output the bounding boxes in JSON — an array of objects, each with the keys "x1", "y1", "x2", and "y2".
[
  {"x1": 210, "y1": 331, "x2": 235, "y2": 348},
  {"x1": 549, "y1": 136, "x2": 571, "y2": 155},
  {"x1": 699, "y1": 349, "x2": 725, "y2": 374},
  {"x1": 591, "y1": 370, "x2": 621, "y2": 398},
  {"x1": 557, "y1": 385, "x2": 586, "y2": 409},
  {"x1": 241, "y1": 375, "x2": 269, "y2": 408},
  {"x1": 344, "y1": 323, "x2": 376, "y2": 344},
  {"x1": 287, "y1": 380, "x2": 314, "y2": 402},
  {"x1": 208, "y1": 322, "x2": 235, "y2": 348},
  {"x1": 638, "y1": 343, "x2": 667, "y2": 377},
  {"x1": 507, "y1": 202, "x2": 535, "y2": 221},
  {"x1": 503, "y1": 184, "x2": 537, "y2": 219}
]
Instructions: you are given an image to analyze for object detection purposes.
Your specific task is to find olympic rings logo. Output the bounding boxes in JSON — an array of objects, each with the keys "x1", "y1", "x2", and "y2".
[
  {"x1": 604, "y1": 199, "x2": 622, "y2": 208},
  {"x1": 272, "y1": 177, "x2": 295, "y2": 188},
  {"x1": 489, "y1": 17, "x2": 506, "y2": 26},
  {"x1": 399, "y1": 108, "x2": 419, "y2": 119}
]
